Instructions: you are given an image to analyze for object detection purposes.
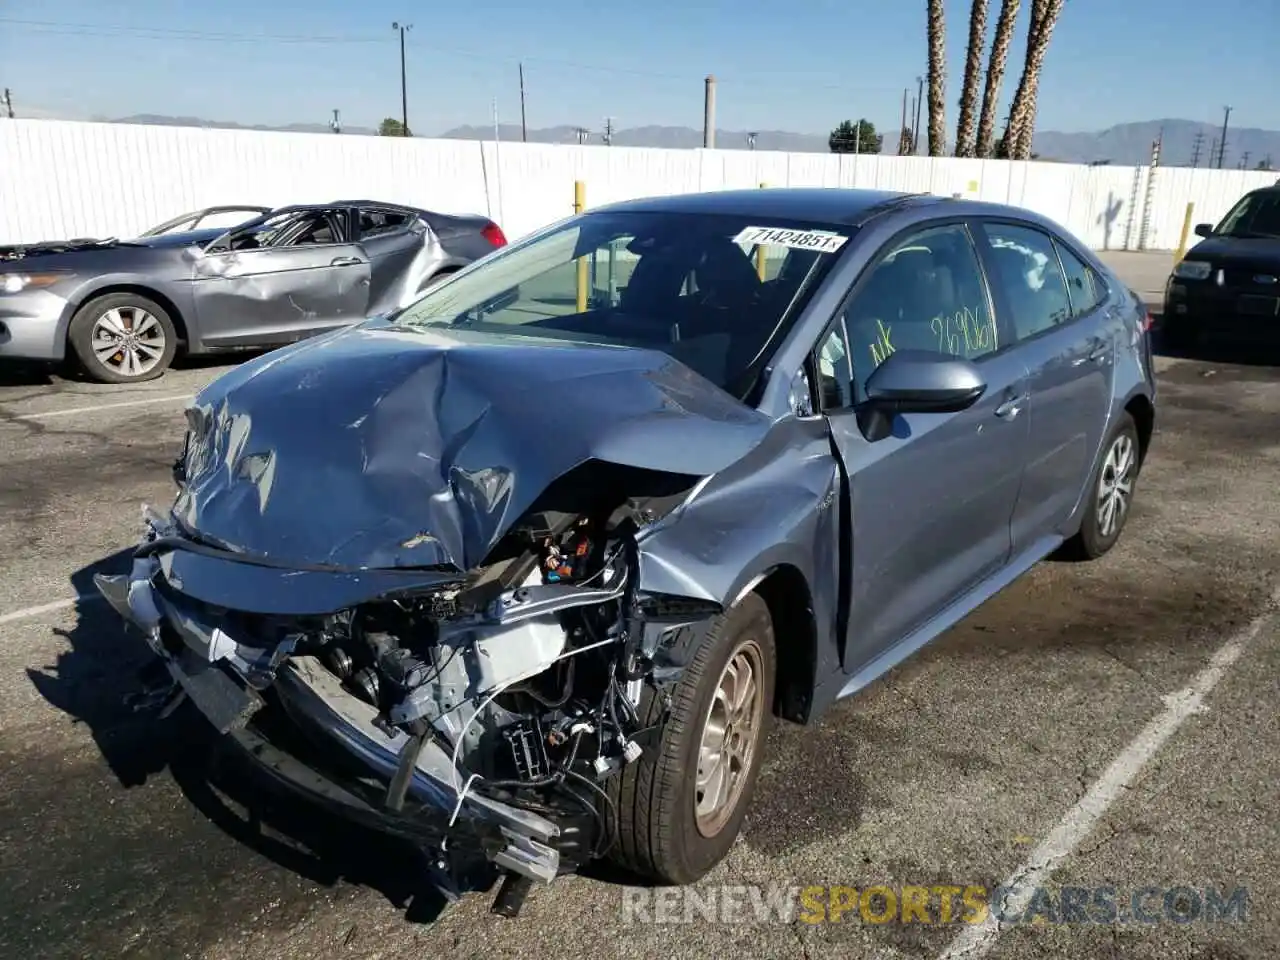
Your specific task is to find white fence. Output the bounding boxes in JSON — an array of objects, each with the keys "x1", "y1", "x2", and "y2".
[{"x1": 2, "y1": 118, "x2": 1275, "y2": 250}]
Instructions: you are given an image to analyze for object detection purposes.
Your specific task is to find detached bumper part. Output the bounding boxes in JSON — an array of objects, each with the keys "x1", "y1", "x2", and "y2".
[{"x1": 93, "y1": 566, "x2": 562, "y2": 887}]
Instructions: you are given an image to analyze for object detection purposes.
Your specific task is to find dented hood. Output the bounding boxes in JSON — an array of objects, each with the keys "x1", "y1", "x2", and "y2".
[{"x1": 174, "y1": 320, "x2": 771, "y2": 572}]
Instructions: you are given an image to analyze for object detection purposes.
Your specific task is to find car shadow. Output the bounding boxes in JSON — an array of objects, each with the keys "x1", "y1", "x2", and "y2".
[
  {"x1": 0, "y1": 359, "x2": 63, "y2": 387},
  {"x1": 1151, "y1": 311, "x2": 1280, "y2": 366},
  {"x1": 0, "y1": 349, "x2": 267, "y2": 389},
  {"x1": 24, "y1": 549, "x2": 465, "y2": 924}
]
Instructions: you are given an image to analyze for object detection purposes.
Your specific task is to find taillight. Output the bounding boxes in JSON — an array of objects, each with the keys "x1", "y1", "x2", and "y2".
[
  {"x1": 481, "y1": 222, "x2": 507, "y2": 247},
  {"x1": 1141, "y1": 311, "x2": 1154, "y2": 332}
]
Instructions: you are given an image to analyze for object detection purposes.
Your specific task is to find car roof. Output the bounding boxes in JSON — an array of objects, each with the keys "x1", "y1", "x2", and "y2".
[
  {"x1": 256, "y1": 201, "x2": 427, "y2": 217},
  {"x1": 585, "y1": 187, "x2": 1071, "y2": 231},
  {"x1": 589, "y1": 188, "x2": 923, "y2": 225}
]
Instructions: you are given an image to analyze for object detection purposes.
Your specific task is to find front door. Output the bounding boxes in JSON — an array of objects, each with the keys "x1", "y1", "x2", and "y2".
[
  {"x1": 817, "y1": 222, "x2": 1031, "y2": 672},
  {"x1": 975, "y1": 222, "x2": 1114, "y2": 552},
  {"x1": 192, "y1": 210, "x2": 372, "y2": 346}
]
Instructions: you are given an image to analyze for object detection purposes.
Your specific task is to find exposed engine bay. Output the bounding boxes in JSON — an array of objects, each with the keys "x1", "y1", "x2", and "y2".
[{"x1": 98, "y1": 477, "x2": 721, "y2": 916}]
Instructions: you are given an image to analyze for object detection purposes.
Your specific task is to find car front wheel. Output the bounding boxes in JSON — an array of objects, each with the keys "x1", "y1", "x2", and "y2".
[
  {"x1": 605, "y1": 592, "x2": 775, "y2": 884},
  {"x1": 67, "y1": 292, "x2": 178, "y2": 384}
]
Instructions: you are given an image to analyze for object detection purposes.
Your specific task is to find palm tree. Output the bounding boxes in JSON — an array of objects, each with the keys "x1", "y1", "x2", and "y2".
[
  {"x1": 926, "y1": 0, "x2": 947, "y2": 156},
  {"x1": 974, "y1": 0, "x2": 1020, "y2": 158},
  {"x1": 1002, "y1": 0, "x2": 1065, "y2": 159},
  {"x1": 954, "y1": 0, "x2": 990, "y2": 156}
]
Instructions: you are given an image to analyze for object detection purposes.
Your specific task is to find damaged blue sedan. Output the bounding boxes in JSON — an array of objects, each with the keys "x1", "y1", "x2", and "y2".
[{"x1": 96, "y1": 187, "x2": 1157, "y2": 916}]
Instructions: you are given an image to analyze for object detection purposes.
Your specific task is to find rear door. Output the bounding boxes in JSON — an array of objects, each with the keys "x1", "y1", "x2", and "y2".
[
  {"x1": 191, "y1": 208, "x2": 372, "y2": 346},
  {"x1": 974, "y1": 221, "x2": 1115, "y2": 553},
  {"x1": 356, "y1": 205, "x2": 433, "y2": 314},
  {"x1": 818, "y1": 221, "x2": 1031, "y2": 671}
]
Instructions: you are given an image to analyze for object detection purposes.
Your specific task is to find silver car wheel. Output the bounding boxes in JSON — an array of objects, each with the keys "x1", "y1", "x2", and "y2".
[
  {"x1": 90, "y1": 306, "x2": 166, "y2": 378},
  {"x1": 1096, "y1": 433, "x2": 1136, "y2": 539},
  {"x1": 695, "y1": 637, "x2": 765, "y2": 837}
]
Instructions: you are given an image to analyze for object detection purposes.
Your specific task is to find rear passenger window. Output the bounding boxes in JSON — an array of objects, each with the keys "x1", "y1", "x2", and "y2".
[
  {"x1": 1055, "y1": 242, "x2": 1105, "y2": 317},
  {"x1": 360, "y1": 209, "x2": 411, "y2": 239},
  {"x1": 841, "y1": 223, "x2": 998, "y2": 401},
  {"x1": 982, "y1": 223, "x2": 1072, "y2": 341}
]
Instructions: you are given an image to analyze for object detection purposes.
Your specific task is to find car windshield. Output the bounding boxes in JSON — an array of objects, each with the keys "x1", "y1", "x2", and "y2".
[
  {"x1": 391, "y1": 209, "x2": 853, "y2": 399},
  {"x1": 1215, "y1": 191, "x2": 1280, "y2": 239}
]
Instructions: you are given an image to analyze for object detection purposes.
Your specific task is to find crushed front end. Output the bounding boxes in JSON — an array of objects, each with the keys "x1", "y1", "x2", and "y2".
[{"x1": 96, "y1": 496, "x2": 713, "y2": 915}]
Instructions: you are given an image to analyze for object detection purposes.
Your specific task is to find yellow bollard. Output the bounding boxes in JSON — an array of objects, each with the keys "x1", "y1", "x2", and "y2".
[
  {"x1": 1173, "y1": 201, "x2": 1195, "y2": 264},
  {"x1": 755, "y1": 182, "x2": 768, "y2": 280},
  {"x1": 574, "y1": 181, "x2": 588, "y2": 313}
]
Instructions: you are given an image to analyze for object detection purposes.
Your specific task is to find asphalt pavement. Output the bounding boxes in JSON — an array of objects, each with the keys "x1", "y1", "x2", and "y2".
[{"x1": 1, "y1": 251, "x2": 1277, "y2": 960}]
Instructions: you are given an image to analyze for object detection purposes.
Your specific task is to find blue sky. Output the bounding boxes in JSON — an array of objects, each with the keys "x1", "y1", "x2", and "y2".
[{"x1": 1, "y1": 0, "x2": 1276, "y2": 136}]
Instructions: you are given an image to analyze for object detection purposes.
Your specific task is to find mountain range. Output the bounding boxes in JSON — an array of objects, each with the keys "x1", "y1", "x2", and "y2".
[{"x1": 102, "y1": 113, "x2": 1280, "y2": 169}]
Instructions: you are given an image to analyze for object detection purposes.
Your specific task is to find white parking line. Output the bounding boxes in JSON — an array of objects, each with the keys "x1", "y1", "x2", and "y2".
[
  {"x1": 12, "y1": 393, "x2": 194, "y2": 421},
  {"x1": 938, "y1": 591, "x2": 1277, "y2": 960},
  {"x1": 0, "y1": 594, "x2": 103, "y2": 626}
]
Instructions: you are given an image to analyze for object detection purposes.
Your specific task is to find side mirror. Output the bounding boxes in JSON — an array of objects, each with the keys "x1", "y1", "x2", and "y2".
[
  {"x1": 1193, "y1": 223, "x2": 1213, "y2": 239},
  {"x1": 863, "y1": 350, "x2": 986, "y2": 414}
]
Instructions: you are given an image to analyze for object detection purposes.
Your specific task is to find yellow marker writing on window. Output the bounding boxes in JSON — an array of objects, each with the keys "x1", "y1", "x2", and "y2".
[{"x1": 868, "y1": 318, "x2": 895, "y2": 366}]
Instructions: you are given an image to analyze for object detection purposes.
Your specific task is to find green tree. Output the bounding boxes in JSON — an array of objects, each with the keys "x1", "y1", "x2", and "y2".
[
  {"x1": 379, "y1": 117, "x2": 411, "y2": 137},
  {"x1": 829, "y1": 119, "x2": 881, "y2": 154}
]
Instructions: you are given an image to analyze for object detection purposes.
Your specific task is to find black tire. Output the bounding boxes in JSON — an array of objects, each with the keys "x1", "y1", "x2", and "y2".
[
  {"x1": 1062, "y1": 412, "x2": 1141, "y2": 561},
  {"x1": 68, "y1": 292, "x2": 178, "y2": 384},
  {"x1": 605, "y1": 592, "x2": 776, "y2": 884}
]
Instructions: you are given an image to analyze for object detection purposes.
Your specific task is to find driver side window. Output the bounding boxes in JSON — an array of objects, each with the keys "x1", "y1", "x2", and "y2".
[{"x1": 839, "y1": 223, "x2": 997, "y2": 404}]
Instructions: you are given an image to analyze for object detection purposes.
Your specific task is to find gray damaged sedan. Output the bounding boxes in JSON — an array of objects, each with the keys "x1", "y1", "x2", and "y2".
[
  {"x1": 0, "y1": 201, "x2": 507, "y2": 383},
  {"x1": 96, "y1": 188, "x2": 1157, "y2": 916}
]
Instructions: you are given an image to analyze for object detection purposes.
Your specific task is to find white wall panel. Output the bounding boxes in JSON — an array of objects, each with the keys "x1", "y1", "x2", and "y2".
[{"x1": 2, "y1": 119, "x2": 1276, "y2": 248}]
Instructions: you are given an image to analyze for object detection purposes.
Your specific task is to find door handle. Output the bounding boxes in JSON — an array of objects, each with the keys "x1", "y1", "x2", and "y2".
[
  {"x1": 994, "y1": 394, "x2": 1026, "y2": 420},
  {"x1": 330, "y1": 256, "x2": 362, "y2": 267}
]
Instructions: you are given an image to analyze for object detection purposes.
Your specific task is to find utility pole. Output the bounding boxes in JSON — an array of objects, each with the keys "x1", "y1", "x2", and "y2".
[
  {"x1": 1239, "y1": 151, "x2": 1251, "y2": 170},
  {"x1": 746, "y1": 132, "x2": 757, "y2": 150},
  {"x1": 912, "y1": 75, "x2": 923, "y2": 155},
  {"x1": 329, "y1": 109, "x2": 341, "y2": 134},
  {"x1": 1216, "y1": 105, "x2": 1231, "y2": 168},
  {"x1": 602, "y1": 117, "x2": 615, "y2": 146},
  {"x1": 518, "y1": 62, "x2": 527, "y2": 142},
  {"x1": 1, "y1": 88, "x2": 12, "y2": 120},
  {"x1": 899, "y1": 87, "x2": 909, "y2": 155},
  {"x1": 392, "y1": 21, "x2": 412, "y2": 135},
  {"x1": 1189, "y1": 131, "x2": 1204, "y2": 167},
  {"x1": 574, "y1": 126, "x2": 589, "y2": 145},
  {"x1": 703, "y1": 75, "x2": 716, "y2": 149}
]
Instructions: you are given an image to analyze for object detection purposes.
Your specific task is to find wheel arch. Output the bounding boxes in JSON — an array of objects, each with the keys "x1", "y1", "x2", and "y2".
[
  {"x1": 748, "y1": 563, "x2": 822, "y2": 725},
  {"x1": 1124, "y1": 391, "x2": 1155, "y2": 467},
  {"x1": 68, "y1": 283, "x2": 191, "y2": 349}
]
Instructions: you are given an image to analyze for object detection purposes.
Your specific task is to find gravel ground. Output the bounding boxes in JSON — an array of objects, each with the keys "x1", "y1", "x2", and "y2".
[{"x1": 0, "y1": 251, "x2": 1276, "y2": 960}]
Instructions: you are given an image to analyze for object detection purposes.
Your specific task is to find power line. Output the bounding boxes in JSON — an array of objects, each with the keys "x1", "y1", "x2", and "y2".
[{"x1": 0, "y1": 17, "x2": 905, "y2": 93}]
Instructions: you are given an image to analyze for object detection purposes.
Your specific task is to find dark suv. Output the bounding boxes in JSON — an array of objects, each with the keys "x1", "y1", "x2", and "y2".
[{"x1": 1163, "y1": 185, "x2": 1280, "y2": 348}]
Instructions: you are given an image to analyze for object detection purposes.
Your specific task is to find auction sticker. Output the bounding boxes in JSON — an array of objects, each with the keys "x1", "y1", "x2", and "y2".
[{"x1": 732, "y1": 226, "x2": 849, "y2": 253}]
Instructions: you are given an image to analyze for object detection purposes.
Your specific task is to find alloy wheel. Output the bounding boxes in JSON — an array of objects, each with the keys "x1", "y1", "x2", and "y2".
[
  {"x1": 1097, "y1": 433, "x2": 1136, "y2": 539},
  {"x1": 90, "y1": 306, "x2": 167, "y2": 378},
  {"x1": 695, "y1": 637, "x2": 766, "y2": 837}
]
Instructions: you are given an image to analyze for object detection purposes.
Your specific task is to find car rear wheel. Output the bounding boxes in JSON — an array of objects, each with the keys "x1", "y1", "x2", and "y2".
[
  {"x1": 605, "y1": 592, "x2": 775, "y2": 884},
  {"x1": 68, "y1": 292, "x2": 178, "y2": 383},
  {"x1": 1063, "y1": 412, "x2": 1141, "y2": 560}
]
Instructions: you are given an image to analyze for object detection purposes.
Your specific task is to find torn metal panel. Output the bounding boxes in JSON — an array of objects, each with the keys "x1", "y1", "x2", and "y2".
[
  {"x1": 0, "y1": 199, "x2": 503, "y2": 375},
  {"x1": 190, "y1": 245, "x2": 372, "y2": 342},
  {"x1": 173, "y1": 319, "x2": 772, "y2": 577}
]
